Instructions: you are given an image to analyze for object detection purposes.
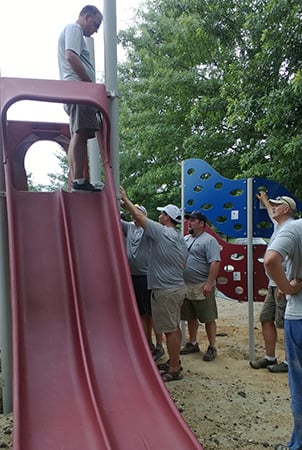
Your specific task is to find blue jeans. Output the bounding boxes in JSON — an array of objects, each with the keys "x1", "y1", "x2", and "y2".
[{"x1": 285, "y1": 319, "x2": 302, "y2": 450}]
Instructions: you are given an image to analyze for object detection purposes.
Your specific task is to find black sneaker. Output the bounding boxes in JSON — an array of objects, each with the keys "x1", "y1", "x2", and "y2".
[
  {"x1": 267, "y1": 361, "x2": 288, "y2": 373},
  {"x1": 152, "y1": 346, "x2": 165, "y2": 361},
  {"x1": 274, "y1": 444, "x2": 289, "y2": 450},
  {"x1": 180, "y1": 342, "x2": 200, "y2": 355},
  {"x1": 203, "y1": 346, "x2": 217, "y2": 361},
  {"x1": 72, "y1": 180, "x2": 102, "y2": 192},
  {"x1": 249, "y1": 357, "x2": 277, "y2": 369},
  {"x1": 149, "y1": 343, "x2": 156, "y2": 353}
]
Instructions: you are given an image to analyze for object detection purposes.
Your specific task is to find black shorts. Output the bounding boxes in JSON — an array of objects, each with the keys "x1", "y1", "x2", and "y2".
[{"x1": 132, "y1": 275, "x2": 152, "y2": 316}]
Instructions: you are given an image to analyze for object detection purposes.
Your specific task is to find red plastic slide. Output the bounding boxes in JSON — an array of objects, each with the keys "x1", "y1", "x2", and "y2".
[{"x1": 0, "y1": 78, "x2": 202, "y2": 449}]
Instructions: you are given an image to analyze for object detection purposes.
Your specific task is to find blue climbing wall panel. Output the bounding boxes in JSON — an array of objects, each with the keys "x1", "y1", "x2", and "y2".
[
  {"x1": 184, "y1": 159, "x2": 302, "y2": 239},
  {"x1": 183, "y1": 159, "x2": 247, "y2": 238}
]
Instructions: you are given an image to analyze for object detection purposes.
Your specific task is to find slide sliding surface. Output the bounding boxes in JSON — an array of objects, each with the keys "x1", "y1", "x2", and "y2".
[
  {"x1": 0, "y1": 77, "x2": 202, "y2": 449},
  {"x1": 8, "y1": 189, "x2": 202, "y2": 449}
]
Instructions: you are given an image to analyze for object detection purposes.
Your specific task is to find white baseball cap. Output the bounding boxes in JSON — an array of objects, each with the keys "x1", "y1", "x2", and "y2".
[
  {"x1": 135, "y1": 204, "x2": 147, "y2": 215},
  {"x1": 269, "y1": 196, "x2": 296, "y2": 211},
  {"x1": 157, "y1": 204, "x2": 181, "y2": 223}
]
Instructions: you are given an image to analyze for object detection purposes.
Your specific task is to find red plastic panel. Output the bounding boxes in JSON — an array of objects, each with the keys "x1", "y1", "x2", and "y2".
[
  {"x1": 0, "y1": 79, "x2": 202, "y2": 450},
  {"x1": 184, "y1": 221, "x2": 267, "y2": 302}
]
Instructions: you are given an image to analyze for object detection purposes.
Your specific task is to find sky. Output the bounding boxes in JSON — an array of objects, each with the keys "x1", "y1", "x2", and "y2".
[{"x1": 0, "y1": 0, "x2": 141, "y2": 183}]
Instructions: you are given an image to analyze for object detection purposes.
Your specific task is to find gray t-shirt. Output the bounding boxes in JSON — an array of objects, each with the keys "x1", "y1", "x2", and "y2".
[
  {"x1": 58, "y1": 23, "x2": 95, "y2": 82},
  {"x1": 268, "y1": 218, "x2": 302, "y2": 320},
  {"x1": 122, "y1": 221, "x2": 152, "y2": 276},
  {"x1": 267, "y1": 218, "x2": 293, "y2": 287},
  {"x1": 145, "y1": 219, "x2": 188, "y2": 290},
  {"x1": 183, "y1": 232, "x2": 221, "y2": 284}
]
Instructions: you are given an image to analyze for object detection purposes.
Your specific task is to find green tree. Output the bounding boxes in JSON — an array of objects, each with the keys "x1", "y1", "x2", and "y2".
[
  {"x1": 118, "y1": 0, "x2": 302, "y2": 213},
  {"x1": 224, "y1": 0, "x2": 302, "y2": 196},
  {"x1": 118, "y1": 0, "x2": 243, "y2": 216}
]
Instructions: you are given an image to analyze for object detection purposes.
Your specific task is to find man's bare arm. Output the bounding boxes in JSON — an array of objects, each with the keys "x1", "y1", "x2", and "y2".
[
  {"x1": 65, "y1": 50, "x2": 92, "y2": 82},
  {"x1": 257, "y1": 191, "x2": 273, "y2": 222},
  {"x1": 264, "y1": 250, "x2": 302, "y2": 295},
  {"x1": 120, "y1": 186, "x2": 147, "y2": 229},
  {"x1": 203, "y1": 261, "x2": 220, "y2": 295}
]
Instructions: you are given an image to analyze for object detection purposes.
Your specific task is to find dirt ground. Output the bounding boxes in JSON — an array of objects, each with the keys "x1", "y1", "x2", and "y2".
[
  {"x1": 167, "y1": 296, "x2": 292, "y2": 450},
  {"x1": 0, "y1": 296, "x2": 292, "y2": 449}
]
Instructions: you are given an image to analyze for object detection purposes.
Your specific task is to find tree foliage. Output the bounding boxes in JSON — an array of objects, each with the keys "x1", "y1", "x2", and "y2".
[
  {"x1": 118, "y1": 0, "x2": 302, "y2": 214},
  {"x1": 28, "y1": 149, "x2": 68, "y2": 192}
]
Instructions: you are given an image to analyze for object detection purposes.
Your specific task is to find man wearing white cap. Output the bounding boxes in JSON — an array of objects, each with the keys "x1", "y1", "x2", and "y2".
[
  {"x1": 250, "y1": 192, "x2": 296, "y2": 372},
  {"x1": 120, "y1": 187, "x2": 188, "y2": 382}
]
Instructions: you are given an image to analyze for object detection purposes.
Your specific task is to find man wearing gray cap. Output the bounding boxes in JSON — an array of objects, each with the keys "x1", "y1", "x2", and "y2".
[
  {"x1": 250, "y1": 192, "x2": 296, "y2": 372},
  {"x1": 120, "y1": 187, "x2": 188, "y2": 382}
]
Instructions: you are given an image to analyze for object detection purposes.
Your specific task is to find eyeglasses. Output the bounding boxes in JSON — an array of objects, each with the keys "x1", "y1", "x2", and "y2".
[{"x1": 93, "y1": 19, "x2": 101, "y2": 30}]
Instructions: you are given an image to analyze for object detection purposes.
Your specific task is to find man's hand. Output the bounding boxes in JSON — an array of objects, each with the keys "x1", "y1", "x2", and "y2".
[
  {"x1": 289, "y1": 278, "x2": 302, "y2": 295},
  {"x1": 119, "y1": 186, "x2": 147, "y2": 229},
  {"x1": 256, "y1": 191, "x2": 268, "y2": 202},
  {"x1": 120, "y1": 186, "x2": 127, "y2": 208},
  {"x1": 120, "y1": 186, "x2": 127, "y2": 202},
  {"x1": 202, "y1": 281, "x2": 212, "y2": 296}
]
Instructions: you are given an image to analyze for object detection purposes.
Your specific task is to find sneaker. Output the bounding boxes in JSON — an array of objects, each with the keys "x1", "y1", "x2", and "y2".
[
  {"x1": 274, "y1": 444, "x2": 289, "y2": 450},
  {"x1": 203, "y1": 346, "x2": 217, "y2": 361},
  {"x1": 267, "y1": 361, "x2": 288, "y2": 373},
  {"x1": 149, "y1": 343, "x2": 155, "y2": 353},
  {"x1": 152, "y1": 346, "x2": 165, "y2": 361},
  {"x1": 72, "y1": 180, "x2": 102, "y2": 192},
  {"x1": 180, "y1": 342, "x2": 200, "y2": 355},
  {"x1": 249, "y1": 357, "x2": 277, "y2": 369}
]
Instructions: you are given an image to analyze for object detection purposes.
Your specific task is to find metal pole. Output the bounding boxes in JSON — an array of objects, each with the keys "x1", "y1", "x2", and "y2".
[
  {"x1": 103, "y1": 0, "x2": 120, "y2": 197},
  {"x1": 0, "y1": 117, "x2": 13, "y2": 413},
  {"x1": 247, "y1": 178, "x2": 255, "y2": 360},
  {"x1": 180, "y1": 161, "x2": 186, "y2": 346},
  {"x1": 85, "y1": 37, "x2": 103, "y2": 189}
]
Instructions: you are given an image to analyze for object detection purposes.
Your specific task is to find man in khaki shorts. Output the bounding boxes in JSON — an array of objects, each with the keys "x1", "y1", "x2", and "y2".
[
  {"x1": 58, "y1": 5, "x2": 103, "y2": 192},
  {"x1": 250, "y1": 193, "x2": 296, "y2": 372},
  {"x1": 120, "y1": 187, "x2": 188, "y2": 382},
  {"x1": 181, "y1": 211, "x2": 221, "y2": 361}
]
